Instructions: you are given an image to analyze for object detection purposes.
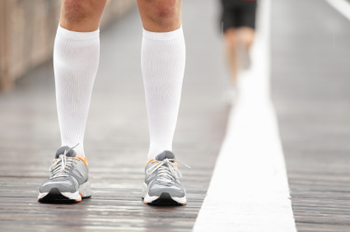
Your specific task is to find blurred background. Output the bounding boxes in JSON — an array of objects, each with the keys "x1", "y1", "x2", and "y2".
[{"x1": 0, "y1": 0, "x2": 135, "y2": 91}]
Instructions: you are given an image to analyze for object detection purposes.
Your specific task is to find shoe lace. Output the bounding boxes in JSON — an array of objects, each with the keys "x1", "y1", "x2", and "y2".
[
  {"x1": 146, "y1": 159, "x2": 191, "y2": 184},
  {"x1": 49, "y1": 144, "x2": 79, "y2": 180}
]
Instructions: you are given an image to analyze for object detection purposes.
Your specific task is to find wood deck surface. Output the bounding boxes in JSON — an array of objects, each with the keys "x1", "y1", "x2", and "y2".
[
  {"x1": 0, "y1": 1, "x2": 229, "y2": 231},
  {"x1": 2, "y1": 0, "x2": 350, "y2": 231},
  {"x1": 271, "y1": 0, "x2": 350, "y2": 231}
]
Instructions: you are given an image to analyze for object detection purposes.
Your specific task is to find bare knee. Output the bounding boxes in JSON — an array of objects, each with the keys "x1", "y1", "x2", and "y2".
[
  {"x1": 245, "y1": 36, "x2": 254, "y2": 48},
  {"x1": 138, "y1": 0, "x2": 182, "y2": 32},
  {"x1": 238, "y1": 27, "x2": 255, "y2": 49},
  {"x1": 243, "y1": 32, "x2": 254, "y2": 48},
  {"x1": 60, "y1": 0, "x2": 106, "y2": 31},
  {"x1": 154, "y1": 1, "x2": 179, "y2": 25},
  {"x1": 62, "y1": 0, "x2": 91, "y2": 24}
]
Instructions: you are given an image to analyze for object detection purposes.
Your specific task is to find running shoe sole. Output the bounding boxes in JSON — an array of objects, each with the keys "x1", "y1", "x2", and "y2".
[
  {"x1": 142, "y1": 182, "x2": 187, "y2": 205},
  {"x1": 38, "y1": 180, "x2": 91, "y2": 202}
]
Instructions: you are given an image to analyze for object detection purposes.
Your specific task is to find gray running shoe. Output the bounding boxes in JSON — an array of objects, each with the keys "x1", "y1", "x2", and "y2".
[
  {"x1": 142, "y1": 150, "x2": 189, "y2": 205},
  {"x1": 38, "y1": 145, "x2": 91, "y2": 202}
]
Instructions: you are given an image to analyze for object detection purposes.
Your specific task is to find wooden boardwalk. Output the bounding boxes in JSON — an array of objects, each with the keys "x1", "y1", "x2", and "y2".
[
  {"x1": 0, "y1": 1, "x2": 228, "y2": 231},
  {"x1": 2, "y1": 0, "x2": 350, "y2": 231},
  {"x1": 271, "y1": 0, "x2": 350, "y2": 231}
]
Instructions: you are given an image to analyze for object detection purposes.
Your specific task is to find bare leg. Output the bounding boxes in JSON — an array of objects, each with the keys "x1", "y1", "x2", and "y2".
[
  {"x1": 224, "y1": 28, "x2": 238, "y2": 86},
  {"x1": 236, "y1": 26, "x2": 255, "y2": 51},
  {"x1": 55, "y1": 0, "x2": 107, "y2": 158},
  {"x1": 138, "y1": 1, "x2": 188, "y2": 205},
  {"x1": 38, "y1": 0, "x2": 108, "y2": 203},
  {"x1": 137, "y1": 0, "x2": 185, "y2": 160},
  {"x1": 224, "y1": 27, "x2": 255, "y2": 87}
]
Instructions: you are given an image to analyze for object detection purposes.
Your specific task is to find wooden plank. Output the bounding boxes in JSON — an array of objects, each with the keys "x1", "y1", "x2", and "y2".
[
  {"x1": 0, "y1": 1, "x2": 228, "y2": 230},
  {"x1": 271, "y1": 0, "x2": 350, "y2": 231}
]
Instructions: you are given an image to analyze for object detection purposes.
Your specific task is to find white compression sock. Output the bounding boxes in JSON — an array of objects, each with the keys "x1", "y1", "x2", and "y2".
[
  {"x1": 54, "y1": 26, "x2": 100, "y2": 158},
  {"x1": 141, "y1": 26, "x2": 186, "y2": 160}
]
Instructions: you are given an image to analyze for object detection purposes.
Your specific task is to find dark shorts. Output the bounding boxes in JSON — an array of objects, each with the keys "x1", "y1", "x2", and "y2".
[{"x1": 221, "y1": 0, "x2": 257, "y2": 32}]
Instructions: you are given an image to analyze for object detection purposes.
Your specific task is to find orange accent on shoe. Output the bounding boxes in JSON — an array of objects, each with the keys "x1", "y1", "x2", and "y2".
[
  {"x1": 75, "y1": 199, "x2": 82, "y2": 202},
  {"x1": 146, "y1": 158, "x2": 157, "y2": 166},
  {"x1": 183, "y1": 203, "x2": 187, "y2": 206},
  {"x1": 144, "y1": 202, "x2": 148, "y2": 205},
  {"x1": 76, "y1": 156, "x2": 88, "y2": 166},
  {"x1": 79, "y1": 193, "x2": 83, "y2": 198}
]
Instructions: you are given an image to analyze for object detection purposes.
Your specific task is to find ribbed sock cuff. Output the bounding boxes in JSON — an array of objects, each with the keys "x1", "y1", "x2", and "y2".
[
  {"x1": 57, "y1": 25, "x2": 100, "y2": 41},
  {"x1": 142, "y1": 26, "x2": 184, "y2": 41}
]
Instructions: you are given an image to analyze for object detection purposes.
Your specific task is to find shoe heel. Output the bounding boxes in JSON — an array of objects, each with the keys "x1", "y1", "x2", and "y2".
[
  {"x1": 79, "y1": 180, "x2": 92, "y2": 198},
  {"x1": 142, "y1": 182, "x2": 147, "y2": 199}
]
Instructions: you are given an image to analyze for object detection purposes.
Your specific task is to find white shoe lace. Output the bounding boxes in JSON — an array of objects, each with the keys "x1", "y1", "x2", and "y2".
[
  {"x1": 49, "y1": 144, "x2": 79, "y2": 180},
  {"x1": 146, "y1": 159, "x2": 191, "y2": 184}
]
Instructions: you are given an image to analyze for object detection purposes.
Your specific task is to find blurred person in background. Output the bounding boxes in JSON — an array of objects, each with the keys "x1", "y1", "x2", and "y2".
[
  {"x1": 221, "y1": 0, "x2": 257, "y2": 97},
  {"x1": 37, "y1": 0, "x2": 188, "y2": 206}
]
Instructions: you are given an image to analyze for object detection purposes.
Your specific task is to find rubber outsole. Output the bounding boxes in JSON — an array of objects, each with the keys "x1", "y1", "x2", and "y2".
[
  {"x1": 142, "y1": 182, "x2": 187, "y2": 206},
  {"x1": 144, "y1": 192, "x2": 186, "y2": 206},
  {"x1": 38, "y1": 188, "x2": 86, "y2": 203},
  {"x1": 38, "y1": 180, "x2": 92, "y2": 203}
]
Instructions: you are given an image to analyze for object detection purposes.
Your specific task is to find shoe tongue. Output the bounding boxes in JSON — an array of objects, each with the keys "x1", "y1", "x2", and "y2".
[
  {"x1": 155, "y1": 150, "x2": 175, "y2": 161},
  {"x1": 55, "y1": 146, "x2": 77, "y2": 159}
]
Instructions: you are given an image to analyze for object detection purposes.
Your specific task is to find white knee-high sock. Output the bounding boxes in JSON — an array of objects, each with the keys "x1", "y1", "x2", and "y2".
[
  {"x1": 54, "y1": 26, "x2": 100, "y2": 158},
  {"x1": 141, "y1": 26, "x2": 186, "y2": 160}
]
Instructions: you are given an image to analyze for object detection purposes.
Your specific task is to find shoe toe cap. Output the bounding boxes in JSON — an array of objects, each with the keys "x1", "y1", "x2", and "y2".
[
  {"x1": 39, "y1": 177, "x2": 77, "y2": 193},
  {"x1": 148, "y1": 182, "x2": 185, "y2": 198}
]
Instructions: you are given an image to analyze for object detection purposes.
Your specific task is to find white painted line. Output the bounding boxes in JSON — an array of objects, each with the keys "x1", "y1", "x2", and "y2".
[
  {"x1": 325, "y1": 0, "x2": 350, "y2": 21},
  {"x1": 192, "y1": 0, "x2": 297, "y2": 231}
]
